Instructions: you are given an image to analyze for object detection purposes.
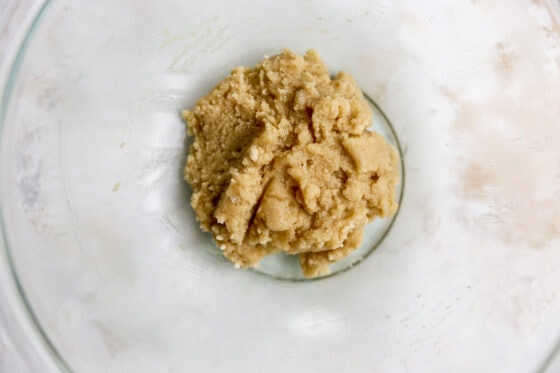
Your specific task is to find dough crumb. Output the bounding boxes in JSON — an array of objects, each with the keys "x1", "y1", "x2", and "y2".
[{"x1": 183, "y1": 49, "x2": 399, "y2": 278}]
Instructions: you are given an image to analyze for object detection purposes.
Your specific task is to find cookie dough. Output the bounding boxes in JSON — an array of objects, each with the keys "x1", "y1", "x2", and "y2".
[{"x1": 183, "y1": 49, "x2": 398, "y2": 277}]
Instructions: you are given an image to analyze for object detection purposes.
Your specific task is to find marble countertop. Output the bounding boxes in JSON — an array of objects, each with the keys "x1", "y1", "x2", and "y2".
[{"x1": 2, "y1": 1, "x2": 560, "y2": 372}]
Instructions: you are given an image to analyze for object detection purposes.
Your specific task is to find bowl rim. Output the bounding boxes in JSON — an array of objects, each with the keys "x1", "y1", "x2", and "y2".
[{"x1": 0, "y1": 0, "x2": 71, "y2": 371}]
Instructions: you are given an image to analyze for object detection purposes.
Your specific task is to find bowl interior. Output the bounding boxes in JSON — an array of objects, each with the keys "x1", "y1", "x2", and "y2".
[{"x1": 2, "y1": 0, "x2": 560, "y2": 372}]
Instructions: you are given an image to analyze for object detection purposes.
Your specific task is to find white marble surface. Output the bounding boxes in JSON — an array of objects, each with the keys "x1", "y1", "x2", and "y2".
[{"x1": 2, "y1": 1, "x2": 560, "y2": 372}]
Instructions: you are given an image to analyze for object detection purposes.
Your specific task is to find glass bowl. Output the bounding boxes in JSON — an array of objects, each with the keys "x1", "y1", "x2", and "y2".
[{"x1": 2, "y1": 0, "x2": 560, "y2": 372}]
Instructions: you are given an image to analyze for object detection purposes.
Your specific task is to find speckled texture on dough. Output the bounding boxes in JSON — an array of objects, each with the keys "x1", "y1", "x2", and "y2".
[{"x1": 183, "y1": 49, "x2": 399, "y2": 277}]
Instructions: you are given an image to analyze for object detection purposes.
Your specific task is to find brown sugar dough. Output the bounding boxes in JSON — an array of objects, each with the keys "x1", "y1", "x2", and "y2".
[{"x1": 183, "y1": 49, "x2": 399, "y2": 278}]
